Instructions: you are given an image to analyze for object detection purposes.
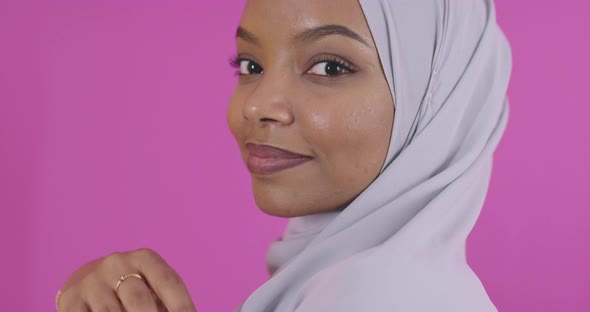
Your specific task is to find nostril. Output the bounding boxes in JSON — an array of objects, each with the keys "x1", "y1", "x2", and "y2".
[{"x1": 260, "y1": 117, "x2": 277, "y2": 123}]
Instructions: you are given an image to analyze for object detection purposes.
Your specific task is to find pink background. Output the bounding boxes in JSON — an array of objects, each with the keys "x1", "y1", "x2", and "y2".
[{"x1": 1, "y1": 1, "x2": 588, "y2": 311}]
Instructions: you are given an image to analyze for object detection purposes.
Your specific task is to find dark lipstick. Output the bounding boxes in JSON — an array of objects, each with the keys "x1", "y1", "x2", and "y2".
[{"x1": 245, "y1": 143, "x2": 312, "y2": 175}]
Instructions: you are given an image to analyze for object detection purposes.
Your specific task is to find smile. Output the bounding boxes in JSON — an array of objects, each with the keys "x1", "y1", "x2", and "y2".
[{"x1": 245, "y1": 143, "x2": 313, "y2": 175}]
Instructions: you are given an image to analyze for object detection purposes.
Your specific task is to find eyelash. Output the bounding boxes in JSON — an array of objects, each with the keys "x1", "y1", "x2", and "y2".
[
  {"x1": 311, "y1": 55, "x2": 358, "y2": 75},
  {"x1": 228, "y1": 54, "x2": 243, "y2": 70},
  {"x1": 228, "y1": 54, "x2": 358, "y2": 76},
  {"x1": 228, "y1": 55, "x2": 247, "y2": 76}
]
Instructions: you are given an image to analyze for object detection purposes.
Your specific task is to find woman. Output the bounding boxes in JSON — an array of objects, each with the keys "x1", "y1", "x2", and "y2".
[{"x1": 56, "y1": 0, "x2": 511, "y2": 311}]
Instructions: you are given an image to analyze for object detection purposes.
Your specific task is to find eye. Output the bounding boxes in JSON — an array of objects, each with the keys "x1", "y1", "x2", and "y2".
[
  {"x1": 307, "y1": 59, "x2": 356, "y2": 76},
  {"x1": 230, "y1": 55, "x2": 264, "y2": 75},
  {"x1": 239, "y1": 59, "x2": 263, "y2": 75}
]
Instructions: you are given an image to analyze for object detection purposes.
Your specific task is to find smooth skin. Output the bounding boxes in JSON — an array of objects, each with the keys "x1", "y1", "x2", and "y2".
[{"x1": 57, "y1": 0, "x2": 394, "y2": 310}]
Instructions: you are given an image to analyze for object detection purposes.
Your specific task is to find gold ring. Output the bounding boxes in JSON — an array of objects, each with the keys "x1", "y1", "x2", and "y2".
[{"x1": 115, "y1": 273, "x2": 144, "y2": 292}]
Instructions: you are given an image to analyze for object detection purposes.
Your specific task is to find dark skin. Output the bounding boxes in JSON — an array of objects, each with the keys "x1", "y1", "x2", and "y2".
[{"x1": 57, "y1": 0, "x2": 394, "y2": 310}]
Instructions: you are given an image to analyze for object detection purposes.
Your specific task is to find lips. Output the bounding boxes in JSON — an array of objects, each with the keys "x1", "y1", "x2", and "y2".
[{"x1": 245, "y1": 143, "x2": 313, "y2": 175}]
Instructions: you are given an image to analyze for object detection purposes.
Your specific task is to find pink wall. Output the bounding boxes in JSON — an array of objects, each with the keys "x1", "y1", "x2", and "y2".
[{"x1": 1, "y1": 1, "x2": 588, "y2": 311}]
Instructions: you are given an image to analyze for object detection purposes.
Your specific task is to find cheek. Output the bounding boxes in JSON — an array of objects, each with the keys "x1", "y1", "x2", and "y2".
[
  {"x1": 227, "y1": 91, "x2": 243, "y2": 141},
  {"x1": 227, "y1": 91, "x2": 250, "y2": 161},
  {"x1": 301, "y1": 88, "x2": 393, "y2": 185}
]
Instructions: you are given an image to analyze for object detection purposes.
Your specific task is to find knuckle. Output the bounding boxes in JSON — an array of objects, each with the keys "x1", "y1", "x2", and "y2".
[
  {"x1": 101, "y1": 252, "x2": 126, "y2": 269},
  {"x1": 133, "y1": 247, "x2": 167, "y2": 265},
  {"x1": 159, "y1": 270, "x2": 184, "y2": 288},
  {"x1": 133, "y1": 247, "x2": 158, "y2": 259}
]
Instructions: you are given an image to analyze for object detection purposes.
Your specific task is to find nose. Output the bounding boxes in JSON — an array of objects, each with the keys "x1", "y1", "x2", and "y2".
[{"x1": 242, "y1": 74, "x2": 295, "y2": 127}]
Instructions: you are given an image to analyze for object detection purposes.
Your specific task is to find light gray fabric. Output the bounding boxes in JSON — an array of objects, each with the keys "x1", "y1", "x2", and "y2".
[{"x1": 240, "y1": 0, "x2": 512, "y2": 311}]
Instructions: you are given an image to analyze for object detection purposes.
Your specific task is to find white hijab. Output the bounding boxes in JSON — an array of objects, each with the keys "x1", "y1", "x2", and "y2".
[{"x1": 239, "y1": 0, "x2": 512, "y2": 310}]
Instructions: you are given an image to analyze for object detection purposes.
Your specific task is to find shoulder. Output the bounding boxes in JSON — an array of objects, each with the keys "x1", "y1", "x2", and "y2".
[{"x1": 294, "y1": 253, "x2": 497, "y2": 312}]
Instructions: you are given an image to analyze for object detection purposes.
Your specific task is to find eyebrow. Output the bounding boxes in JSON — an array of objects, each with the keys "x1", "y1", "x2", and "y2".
[
  {"x1": 236, "y1": 26, "x2": 260, "y2": 45},
  {"x1": 236, "y1": 24, "x2": 369, "y2": 47},
  {"x1": 295, "y1": 24, "x2": 369, "y2": 46}
]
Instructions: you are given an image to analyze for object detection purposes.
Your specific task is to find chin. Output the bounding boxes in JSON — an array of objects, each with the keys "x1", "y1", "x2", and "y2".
[
  {"x1": 253, "y1": 191, "x2": 304, "y2": 218},
  {"x1": 251, "y1": 183, "x2": 345, "y2": 218},
  {"x1": 249, "y1": 181, "x2": 313, "y2": 217}
]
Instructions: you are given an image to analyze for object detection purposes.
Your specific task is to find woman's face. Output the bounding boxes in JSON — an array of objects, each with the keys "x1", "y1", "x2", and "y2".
[{"x1": 227, "y1": 0, "x2": 394, "y2": 217}]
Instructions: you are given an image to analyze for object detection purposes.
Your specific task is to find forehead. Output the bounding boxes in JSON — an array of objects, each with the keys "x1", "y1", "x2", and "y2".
[{"x1": 239, "y1": 0, "x2": 373, "y2": 44}]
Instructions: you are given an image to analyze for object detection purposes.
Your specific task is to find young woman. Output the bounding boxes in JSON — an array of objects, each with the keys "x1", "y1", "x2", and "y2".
[{"x1": 56, "y1": 0, "x2": 511, "y2": 311}]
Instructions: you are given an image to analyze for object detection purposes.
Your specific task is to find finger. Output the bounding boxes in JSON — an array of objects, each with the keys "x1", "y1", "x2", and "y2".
[
  {"x1": 132, "y1": 248, "x2": 197, "y2": 312},
  {"x1": 59, "y1": 302, "x2": 90, "y2": 312},
  {"x1": 80, "y1": 275, "x2": 124, "y2": 312},
  {"x1": 151, "y1": 290, "x2": 168, "y2": 312},
  {"x1": 116, "y1": 275, "x2": 160, "y2": 312},
  {"x1": 96, "y1": 253, "x2": 159, "y2": 312},
  {"x1": 56, "y1": 287, "x2": 90, "y2": 312}
]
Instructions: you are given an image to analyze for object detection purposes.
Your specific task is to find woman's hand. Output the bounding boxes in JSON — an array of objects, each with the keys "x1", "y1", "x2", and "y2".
[{"x1": 57, "y1": 248, "x2": 197, "y2": 312}]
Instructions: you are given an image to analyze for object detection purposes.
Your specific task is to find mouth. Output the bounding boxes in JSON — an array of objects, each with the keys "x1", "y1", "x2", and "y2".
[{"x1": 245, "y1": 143, "x2": 313, "y2": 175}]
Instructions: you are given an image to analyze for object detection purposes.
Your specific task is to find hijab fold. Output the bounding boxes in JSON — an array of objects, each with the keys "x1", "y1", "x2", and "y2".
[{"x1": 240, "y1": 0, "x2": 511, "y2": 310}]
